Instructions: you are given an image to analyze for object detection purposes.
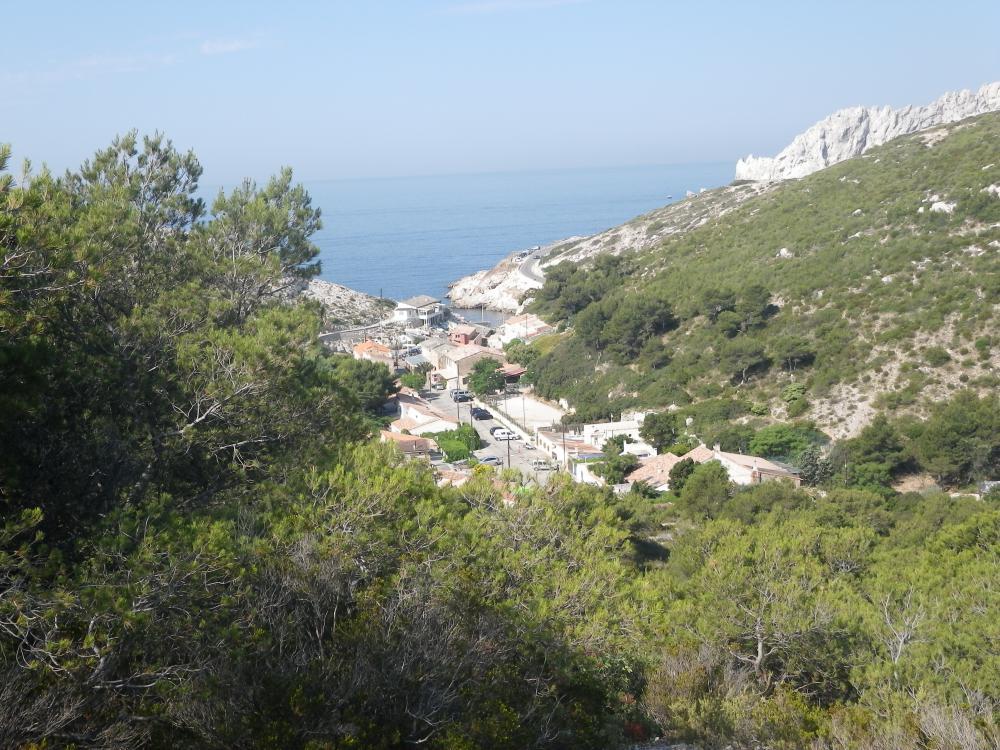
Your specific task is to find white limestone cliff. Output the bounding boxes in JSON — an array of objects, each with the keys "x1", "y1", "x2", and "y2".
[{"x1": 736, "y1": 81, "x2": 1000, "y2": 182}]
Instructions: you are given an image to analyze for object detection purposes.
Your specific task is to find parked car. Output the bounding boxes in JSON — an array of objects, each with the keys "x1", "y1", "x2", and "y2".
[
  {"x1": 477, "y1": 455, "x2": 503, "y2": 467},
  {"x1": 450, "y1": 389, "x2": 473, "y2": 402},
  {"x1": 492, "y1": 429, "x2": 519, "y2": 441},
  {"x1": 471, "y1": 407, "x2": 492, "y2": 420},
  {"x1": 489, "y1": 425, "x2": 505, "y2": 435},
  {"x1": 531, "y1": 458, "x2": 555, "y2": 471}
]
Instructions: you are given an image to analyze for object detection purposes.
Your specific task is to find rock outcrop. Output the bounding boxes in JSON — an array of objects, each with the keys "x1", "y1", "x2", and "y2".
[
  {"x1": 735, "y1": 81, "x2": 1000, "y2": 182},
  {"x1": 447, "y1": 249, "x2": 554, "y2": 312},
  {"x1": 293, "y1": 278, "x2": 394, "y2": 328}
]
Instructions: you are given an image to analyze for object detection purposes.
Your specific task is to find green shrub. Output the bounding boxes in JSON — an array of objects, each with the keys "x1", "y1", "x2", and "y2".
[{"x1": 923, "y1": 346, "x2": 951, "y2": 367}]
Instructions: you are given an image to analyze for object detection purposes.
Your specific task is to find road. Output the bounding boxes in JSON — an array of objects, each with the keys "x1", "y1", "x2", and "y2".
[
  {"x1": 518, "y1": 248, "x2": 546, "y2": 284},
  {"x1": 423, "y1": 391, "x2": 555, "y2": 485}
]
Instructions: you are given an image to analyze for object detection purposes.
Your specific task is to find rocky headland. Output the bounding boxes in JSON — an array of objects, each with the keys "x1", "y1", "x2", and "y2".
[{"x1": 735, "y1": 80, "x2": 1000, "y2": 181}]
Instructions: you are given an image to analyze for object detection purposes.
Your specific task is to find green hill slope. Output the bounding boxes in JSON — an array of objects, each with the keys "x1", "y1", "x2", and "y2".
[{"x1": 526, "y1": 113, "x2": 1000, "y2": 441}]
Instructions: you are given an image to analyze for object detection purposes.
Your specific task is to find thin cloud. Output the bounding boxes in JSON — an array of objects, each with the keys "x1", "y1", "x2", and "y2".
[
  {"x1": 446, "y1": 0, "x2": 588, "y2": 14},
  {"x1": 199, "y1": 38, "x2": 259, "y2": 56},
  {"x1": 1, "y1": 52, "x2": 177, "y2": 86}
]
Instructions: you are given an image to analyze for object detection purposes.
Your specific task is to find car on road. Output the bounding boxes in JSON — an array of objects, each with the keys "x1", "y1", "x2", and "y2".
[
  {"x1": 471, "y1": 407, "x2": 492, "y2": 420},
  {"x1": 492, "y1": 429, "x2": 519, "y2": 441},
  {"x1": 476, "y1": 455, "x2": 503, "y2": 467},
  {"x1": 531, "y1": 458, "x2": 555, "y2": 471},
  {"x1": 489, "y1": 425, "x2": 505, "y2": 435},
  {"x1": 449, "y1": 389, "x2": 473, "y2": 402}
]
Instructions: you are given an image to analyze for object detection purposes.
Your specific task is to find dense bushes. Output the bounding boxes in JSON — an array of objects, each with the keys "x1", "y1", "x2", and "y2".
[
  {"x1": 645, "y1": 482, "x2": 1000, "y2": 749},
  {"x1": 0, "y1": 137, "x2": 639, "y2": 748},
  {"x1": 524, "y1": 114, "x2": 1000, "y2": 434},
  {"x1": 3, "y1": 131, "x2": 998, "y2": 749},
  {"x1": 430, "y1": 423, "x2": 483, "y2": 461}
]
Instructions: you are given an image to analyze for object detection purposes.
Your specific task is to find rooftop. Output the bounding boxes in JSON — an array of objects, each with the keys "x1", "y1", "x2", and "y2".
[
  {"x1": 448, "y1": 343, "x2": 505, "y2": 362},
  {"x1": 677, "y1": 444, "x2": 800, "y2": 477},
  {"x1": 626, "y1": 452, "x2": 683, "y2": 487},
  {"x1": 353, "y1": 340, "x2": 392, "y2": 355},
  {"x1": 380, "y1": 430, "x2": 438, "y2": 451},
  {"x1": 398, "y1": 294, "x2": 440, "y2": 309}
]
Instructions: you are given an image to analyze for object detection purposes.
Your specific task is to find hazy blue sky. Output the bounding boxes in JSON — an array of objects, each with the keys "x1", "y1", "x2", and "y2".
[{"x1": 5, "y1": 0, "x2": 999, "y2": 182}]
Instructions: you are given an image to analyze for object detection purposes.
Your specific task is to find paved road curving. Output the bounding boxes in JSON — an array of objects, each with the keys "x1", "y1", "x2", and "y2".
[{"x1": 518, "y1": 249, "x2": 546, "y2": 284}]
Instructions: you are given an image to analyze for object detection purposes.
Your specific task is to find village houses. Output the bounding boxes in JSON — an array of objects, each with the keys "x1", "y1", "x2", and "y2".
[
  {"x1": 489, "y1": 313, "x2": 554, "y2": 348},
  {"x1": 352, "y1": 339, "x2": 395, "y2": 368},
  {"x1": 379, "y1": 430, "x2": 438, "y2": 460},
  {"x1": 389, "y1": 388, "x2": 460, "y2": 436},
  {"x1": 391, "y1": 295, "x2": 445, "y2": 327},
  {"x1": 626, "y1": 443, "x2": 801, "y2": 492}
]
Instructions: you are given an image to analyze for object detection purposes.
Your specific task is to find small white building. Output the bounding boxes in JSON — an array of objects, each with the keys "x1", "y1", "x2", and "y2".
[
  {"x1": 393, "y1": 295, "x2": 445, "y2": 327},
  {"x1": 581, "y1": 414, "x2": 649, "y2": 451},
  {"x1": 390, "y1": 391, "x2": 460, "y2": 436},
  {"x1": 489, "y1": 313, "x2": 555, "y2": 348}
]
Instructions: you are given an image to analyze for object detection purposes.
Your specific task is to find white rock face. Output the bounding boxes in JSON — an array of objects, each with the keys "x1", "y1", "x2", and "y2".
[{"x1": 736, "y1": 81, "x2": 1000, "y2": 182}]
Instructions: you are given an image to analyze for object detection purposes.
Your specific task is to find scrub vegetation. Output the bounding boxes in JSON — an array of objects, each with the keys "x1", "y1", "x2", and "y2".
[{"x1": 1, "y1": 130, "x2": 997, "y2": 749}]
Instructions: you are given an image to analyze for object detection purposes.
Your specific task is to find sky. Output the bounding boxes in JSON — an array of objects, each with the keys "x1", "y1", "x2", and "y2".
[{"x1": 4, "y1": 0, "x2": 999, "y2": 183}]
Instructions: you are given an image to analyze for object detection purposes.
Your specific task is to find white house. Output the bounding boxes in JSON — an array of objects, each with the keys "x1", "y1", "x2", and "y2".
[
  {"x1": 489, "y1": 313, "x2": 554, "y2": 347},
  {"x1": 392, "y1": 295, "x2": 445, "y2": 327},
  {"x1": 390, "y1": 392, "x2": 460, "y2": 436},
  {"x1": 535, "y1": 427, "x2": 604, "y2": 471},
  {"x1": 581, "y1": 413, "x2": 649, "y2": 451},
  {"x1": 625, "y1": 444, "x2": 801, "y2": 491}
]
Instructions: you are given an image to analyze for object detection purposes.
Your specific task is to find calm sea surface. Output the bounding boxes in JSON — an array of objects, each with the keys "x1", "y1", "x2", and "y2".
[{"x1": 303, "y1": 163, "x2": 732, "y2": 301}]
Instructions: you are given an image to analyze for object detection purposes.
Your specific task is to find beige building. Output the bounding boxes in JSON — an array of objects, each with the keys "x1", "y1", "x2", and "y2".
[
  {"x1": 438, "y1": 343, "x2": 507, "y2": 387},
  {"x1": 380, "y1": 430, "x2": 438, "y2": 459}
]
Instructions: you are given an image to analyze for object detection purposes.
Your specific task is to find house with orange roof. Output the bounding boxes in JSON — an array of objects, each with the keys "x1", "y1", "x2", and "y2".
[{"x1": 352, "y1": 339, "x2": 394, "y2": 368}]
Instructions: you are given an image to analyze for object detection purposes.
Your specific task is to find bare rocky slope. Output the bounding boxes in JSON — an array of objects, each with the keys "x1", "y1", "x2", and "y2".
[
  {"x1": 735, "y1": 80, "x2": 1000, "y2": 181},
  {"x1": 448, "y1": 182, "x2": 776, "y2": 312},
  {"x1": 293, "y1": 278, "x2": 394, "y2": 329}
]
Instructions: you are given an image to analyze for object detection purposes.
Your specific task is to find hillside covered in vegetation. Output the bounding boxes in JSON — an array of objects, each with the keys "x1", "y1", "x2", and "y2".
[
  {"x1": 1, "y1": 134, "x2": 998, "y2": 750},
  {"x1": 525, "y1": 114, "x2": 999, "y2": 459}
]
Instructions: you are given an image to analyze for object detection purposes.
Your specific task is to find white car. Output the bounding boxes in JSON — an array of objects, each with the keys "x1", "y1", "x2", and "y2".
[{"x1": 492, "y1": 429, "x2": 519, "y2": 441}]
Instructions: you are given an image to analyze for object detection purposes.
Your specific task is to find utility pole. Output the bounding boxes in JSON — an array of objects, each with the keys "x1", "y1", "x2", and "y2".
[{"x1": 506, "y1": 435, "x2": 511, "y2": 469}]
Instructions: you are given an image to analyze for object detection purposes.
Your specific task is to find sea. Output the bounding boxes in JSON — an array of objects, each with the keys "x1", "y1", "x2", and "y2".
[{"x1": 303, "y1": 162, "x2": 733, "y2": 303}]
